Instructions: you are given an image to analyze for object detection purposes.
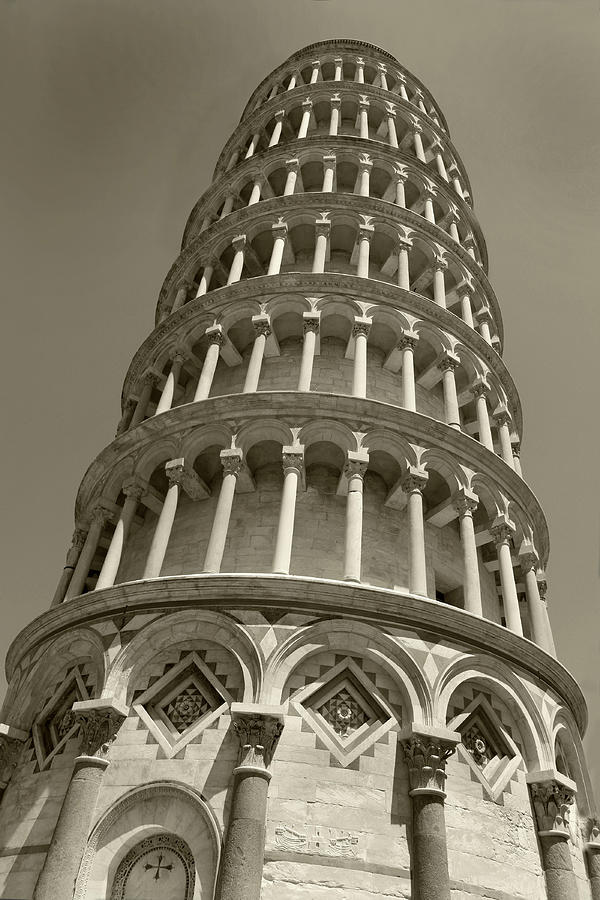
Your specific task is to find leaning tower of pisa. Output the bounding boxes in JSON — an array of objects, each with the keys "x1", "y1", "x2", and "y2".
[{"x1": 0, "y1": 38, "x2": 597, "y2": 900}]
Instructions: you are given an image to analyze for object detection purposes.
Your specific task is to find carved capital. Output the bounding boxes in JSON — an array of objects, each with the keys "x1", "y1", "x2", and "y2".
[
  {"x1": 519, "y1": 551, "x2": 539, "y2": 574},
  {"x1": 322, "y1": 153, "x2": 337, "y2": 167},
  {"x1": 437, "y1": 352, "x2": 459, "y2": 373},
  {"x1": 231, "y1": 233, "x2": 247, "y2": 252},
  {"x1": 470, "y1": 380, "x2": 490, "y2": 399},
  {"x1": 252, "y1": 315, "x2": 272, "y2": 339},
  {"x1": 271, "y1": 217, "x2": 288, "y2": 239},
  {"x1": 401, "y1": 735, "x2": 457, "y2": 796},
  {"x1": 433, "y1": 255, "x2": 448, "y2": 272},
  {"x1": 344, "y1": 453, "x2": 368, "y2": 482},
  {"x1": 302, "y1": 98, "x2": 313, "y2": 111},
  {"x1": 303, "y1": 316, "x2": 320, "y2": 334},
  {"x1": 398, "y1": 334, "x2": 418, "y2": 352},
  {"x1": 220, "y1": 448, "x2": 244, "y2": 478},
  {"x1": 385, "y1": 102, "x2": 397, "y2": 118},
  {"x1": 494, "y1": 406, "x2": 512, "y2": 428},
  {"x1": 165, "y1": 458, "x2": 207, "y2": 501},
  {"x1": 358, "y1": 225, "x2": 374, "y2": 244},
  {"x1": 315, "y1": 217, "x2": 331, "y2": 238},
  {"x1": 206, "y1": 326, "x2": 226, "y2": 348},
  {"x1": 91, "y1": 506, "x2": 113, "y2": 527},
  {"x1": 73, "y1": 705, "x2": 126, "y2": 759},
  {"x1": 232, "y1": 709, "x2": 284, "y2": 769},
  {"x1": 530, "y1": 780, "x2": 575, "y2": 835},
  {"x1": 490, "y1": 516, "x2": 516, "y2": 546},
  {"x1": 359, "y1": 95, "x2": 370, "y2": 108},
  {"x1": 511, "y1": 441, "x2": 521, "y2": 458},
  {"x1": 352, "y1": 317, "x2": 372, "y2": 339},
  {"x1": 141, "y1": 371, "x2": 159, "y2": 388},
  {"x1": 393, "y1": 164, "x2": 409, "y2": 184},
  {"x1": 330, "y1": 94, "x2": 341, "y2": 108},
  {"x1": 274, "y1": 109, "x2": 286, "y2": 122},
  {"x1": 453, "y1": 488, "x2": 479, "y2": 517},
  {"x1": 285, "y1": 157, "x2": 300, "y2": 173},
  {"x1": 122, "y1": 478, "x2": 145, "y2": 501},
  {"x1": 358, "y1": 153, "x2": 373, "y2": 172},
  {"x1": 401, "y1": 467, "x2": 428, "y2": 494},
  {"x1": 282, "y1": 446, "x2": 304, "y2": 476},
  {"x1": 537, "y1": 574, "x2": 548, "y2": 601}
]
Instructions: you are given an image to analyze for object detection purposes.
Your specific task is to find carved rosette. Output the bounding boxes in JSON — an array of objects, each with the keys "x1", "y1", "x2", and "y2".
[
  {"x1": 233, "y1": 715, "x2": 284, "y2": 769},
  {"x1": 401, "y1": 737, "x2": 456, "y2": 796},
  {"x1": 530, "y1": 781, "x2": 575, "y2": 835},
  {"x1": 74, "y1": 708, "x2": 125, "y2": 759}
]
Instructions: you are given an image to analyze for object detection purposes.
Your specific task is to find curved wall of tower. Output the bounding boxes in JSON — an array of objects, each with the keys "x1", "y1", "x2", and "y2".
[{"x1": 0, "y1": 38, "x2": 597, "y2": 900}]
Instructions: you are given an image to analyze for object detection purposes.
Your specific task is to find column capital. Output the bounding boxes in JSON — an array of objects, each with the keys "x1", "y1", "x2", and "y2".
[
  {"x1": 511, "y1": 440, "x2": 521, "y2": 458},
  {"x1": 377, "y1": 62, "x2": 387, "y2": 73},
  {"x1": 165, "y1": 457, "x2": 208, "y2": 500},
  {"x1": 315, "y1": 215, "x2": 331, "y2": 237},
  {"x1": 470, "y1": 378, "x2": 490, "y2": 399},
  {"x1": 401, "y1": 466, "x2": 428, "y2": 494},
  {"x1": 330, "y1": 93, "x2": 342, "y2": 108},
  {"x1": 231, "y1": 703, "x2": 285, "y2": 771},
  {"x1": 121, "y1": 477, "x2": 145, "y2": 501},
  {"x1": 90, "y1": 505, "x2": 113, "y2": 527},
  {"x1": 333, "y1": 55, "x2": 344, "y2": 66},
  {"x1": 411, "y1": 118, "x2": 423, "y2": 134},
  {"x1": 301, "y1": 97, "x2": 313, "y2": 111},
  {"x1": 71, "y1": 698, "x2": 128, "y2": 759},
  {"x1": 273, "y1": 109, "x2": 286, "y2": 122},
  {"x1": 537, "y1": 571, "x2": 548, "y2": 601},
  {"x1": 433, "y1": 255, "x2": 448, "y2": 273},
  {"x1": 385, "y1": 101, "x2": 397, "y2": 118},
  {"x1": 453, "y1": 487, "x2": 479, "y2": 517},
  {"x1": 344, "y1": 450, "x2": 369, "y2": 481},
  {"x1": 437, "y1": 351, "x2": 460, "y2": 372},
  {"x1": 400, "y1": 725, "x2": 460, "y2": 797},
  {"x1": 141, "y1": 370, "x2": 159, "y2": 388},
  {"x1": 285, "y1": 157, "x2": 300, "y2": 172},
  {"x1": 358, "y1": 152, "x2": 373, "y2": 171},
  {"x1": 282, "y1": 445, "x2": 305, "y2": 476},
  {"x1": 393, "y1": 164, "x2": 409, "y2": 183},
  {"x1": 493, "y1": 405, "x2": 512, "y2": 427},
  {"x1": 352, "y1": 315, "x2": 372, "y2": 338},
  {"x1": 220, "y1": 447, "x2": 244, "y2": 477},
  {"x1": 490, "y1": 515, "x2": 516, "y2": 545},
  {"x1": 252, "y1": 313, "x2": 272, "y2": 338},
  {"x1": 519, "y1": 548, "x2": 539, "y2": 574},
  {"x1": 358, "y1": 95, "x2": 370, "y2": 109},
  {"x1": 322, "y1": 152, "x2": 337, "y2": 165},
  {"x1": 176, "y1": 278, "x2": 194, "y2": 293},
  {"x1": 170, "y1": 347, "x2": 188, "y2": 366},
  {"x1": 311, "y1": 59, "x2": 321, "y2": 70},
  {"x1": 303, "y1": 312, "x2": 321, "y2": 333},
  {"x1": 358, "y1": 224, "x2": 375, "y2": 244},
  {"x1": 398, "y1": 331, "x2": 418, "y2": 351},
  {"x1": 205, "y1": 324, "x2": 226, "y2": 347},
  {"x1": 586, "y1": 818, "x2": 600, "y2": 851},
  {"x1": 231, "y1": 233, "x2": 247, "y2": 252},
  {"x1": 271, "y1": 217, "x2": 288, "y2": 239},
  {"x1": 527, "y1": 772, "x2": 577, "y2": 836}
]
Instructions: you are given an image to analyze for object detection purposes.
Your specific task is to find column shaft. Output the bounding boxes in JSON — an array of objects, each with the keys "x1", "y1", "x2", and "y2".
[
  {"x1": 398, "y1": 245, "x2": 410, "y2": 289},
  {"x1": 440, "y1": 364, "x2": 460, "y2": 429},
  {"x1": 494, "y1": 532, "x2": 522, "y2": 635},
  {"x1": 474, "y1": 391, "x2": 494, "y2": 450},
  {"x1": 412, "y1": 794, "x2": 451, "y2": 900},
  {"x1": 344, "y1": 472, "x2": 364, "y2": 582},
  {"x1": 215, "y1": 770, "x2": 270, "y2": 900},
  {"x1": 433, "y1": 266, "x2": 446, "y2": 307},
  {"x1": 194, "y1": 334, "x2": 223, "y2": 401},
  {"x1": 130, "y1": 377, "x2": 155, "y2": 428},
  {"x1": 401, "y1": 343, "x2": 416, "y2": 411},
  {"x1": 456, "y1": 503, "x2": 482, "y2": 616},
  {"x1": 460, "y1": 291, "x2": 474, "y2": 327},
  {"x1": 143, "y1": 479, "x2": 179, "y2": 579},
  {"x1": 298, "y1": 323, "x2": 318, "y2": 391},
  {"x1": 243, "y1": 327, "x2": 268, "y2": 393},
  {"x1": 65, "y1": 513, "x2": 106, "y2": 600},
  {"x1": 197, "y1": 264, "x2": 214, "y2": 296},
  {"x1": 539, "y1": 834, "x2": 578, "y2": 900},
  {"x1": 203, "y1": 463, "x2": 239, "y2": 574},
  {"x1": 352, "y1": 328, "x2": 369, "y2": 398},
  {"x1": 272, "y1": 458, "x2": 302, "y2": 575},
  {"x1": 155, "y1": 355, "x2": 183, "y2": 416},
  {"x1": 95, "y1": 491, "x2": 140, "y2": 591}
]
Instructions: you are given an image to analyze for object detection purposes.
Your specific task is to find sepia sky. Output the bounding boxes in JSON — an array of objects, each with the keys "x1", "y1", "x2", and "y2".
[{"x1": 1, "y1": 0, "x2": 598, "y2": 797}]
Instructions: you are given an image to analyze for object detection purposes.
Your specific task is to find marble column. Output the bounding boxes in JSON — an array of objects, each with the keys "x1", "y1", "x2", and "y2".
[
  {"x1": 297, "y1": 99, "x2": 313, "y2": 139},
  {"x1": 512, "y1": 442, "x2": 523, "y2": 477},
  {"x1": 459, "y1": 286, "x2": 475, "y2": 328},
  {"x1": 494, "y1": 409, "x2": 515, "y2": 467},
  {"x1": 477, "y1": 308, "x2": 494, "y2": 345},
  {"x1": 329, "y1": 95, "x2": 341, "y2": 136},
  {"x1": 154, "y1": 350, "x2": 186, "y2": 416},
  {"x1": 196, "y1": 261, "x2": 215, "y2": 296},
  {"x1": 267, "y1": 219, "x2": 288, "y2": 275},
  {"x1": 413, "y1": 124, "x2": 427, "y2": 162},
  {"x1": 528, "y1": 774, "x2": 578, "y2": 900},
  {"x1": 215, "y1": 704, "x2": 284, "y2": 900},
  {"x1": 377, "y1": 64, "x2": 388, "y2": 90},
  {"x1": 537, "y1": 574, "x2": 557, "y2": 657},
  {"x1": 585, "y1": 821, "x2": 600, "y2": 900},
  {"x1": 432, "y1": 141, "x2": 448, "y2": 180},
  {"x1": 286, "y1": 72, "x2": 298, "y2": 91},
  {"x1": 343, "y1": 452, "x2": 369, "y2": 582},
  {"x1": 227, "y1": 234, "x2": 247, "y2": 285},
  {"x1": 355, "y1": 57, "x2": 365, "y2": 83},
  {"x1": 244, "y1": 316, "x2": 271, "y2": 393},
  {"x1": 519, "y1": 546, "x2": 552, "y2": 651},
  {"x1": 334, "y1": 57, "x2": 343, "y2": 81},
  {"x1": 272, "y1": 447, "x2": 304, "y2": 575},
  {"x1": 247, "y1": 175, "x2": 263, "y2": 206},
  {"x1": 219, "y1": 194, "x2": 235, "y2": 219},
  {"x1": 322, "y1": 154, "x2": 336, "y2": 192},
  {"x1": 115, "y1": 398, "x2": 136, "y2": 436},
  {"x1": 400, "y1": 334, "x2": 418, "y2": 411},
  {"x1": 386, "y1": 105, "x2": 398, "y2": 148},
  {"x1": 351, "y1": 317, "x2": 372, "y2": 398},
  {"x1": 283, "y1": 158, "x2": 299, "y2": 196},
  {"x1": 358, "y1": 97, "x2": 370, "y2": 139},
  {"x1": 130, "y1": 372, "x2": 158, "y2": 428},
  {"x1": 51, "y1": 529, "x2": 87, "y2": 606},
  {"x1": 402, "y1": 468, "x2": 429, "y2": 596},
  {"x1": 448, "y1": 213, "x2": 460, "y2": 242},
  {"x1": 298, "y1": 314, "x2": 320, "y2": 391},
  {"x1": 471, "y1": 382, "x2": 494, "y2": 451},
  {"x1": 143, "y1": 459, "x2": 185, "y2": 579},
  {"x1": 393, "y1": 167, "x2": 408, "y2": 208},
  {"x1": 491, "y1": 517, "x2": 522, "y2": 636},
  {"x1": 65, "y1": 507, "x2": 112, "y2": 600},
  {"x1": 171, "y1": 279, "x2": 193, "y2": 313},
  {"x1": 194, "y1": 327, "x2": 225, "y2": 401},
  {"x1": 438, "y1": 354, "x2": 461, "y2": 429},
  {"x1": 203, "y1": 449, "x2": 243, "y2": 574},
  {"x1": 245, "y1": 132, "x2": 261, "y2": 159},
  {"x1": 453, "y1": 490, "x2": 482, "y2": 616},
  {"x1": 310, "y1": 60, "x2": 320, "y2": 84},
  {"x1": 397, "y1": 238, "x2": 411, "y2": 289},
  {"x1": 268, "y1": 110, "x2": 285, "y2": 147},
  {"x1": 312, "y1": 217, "x2": 330, "y2": 274},
  {"x1": 396, "y1": 73, "x2": 409, "y2": 101},
  {"x1": 357, "y1": 154, "x2": 372, "y2": 197},
  {"x1": 32, "y1": 700, "x2": 127, "y2": 900},
  {"x1": 432, "y1": 258, "x2": 447, "y2": 307},
  {"x1": 424, "y1": 189, "x2": 437, "y2": 224},
  {"x1": 95, "y1": 480, "x2": 144, "y2": 591},
  {"x1": 400, "y1": 726, "x2": 460, "y2": 900},
  {"x1": 356, "y1": 223, "x2": 374, "y2": 278}
]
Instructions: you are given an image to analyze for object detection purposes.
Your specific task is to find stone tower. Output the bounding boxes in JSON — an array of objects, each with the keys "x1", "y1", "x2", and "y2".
[{"x1": 0, "y1": 38, "x2": 597, "y2": 900}]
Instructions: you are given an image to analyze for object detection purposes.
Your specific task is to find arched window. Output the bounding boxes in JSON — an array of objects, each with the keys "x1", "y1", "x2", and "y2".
[{"x1": 110, "y1": 833, "x2": 195, "y2": 900}]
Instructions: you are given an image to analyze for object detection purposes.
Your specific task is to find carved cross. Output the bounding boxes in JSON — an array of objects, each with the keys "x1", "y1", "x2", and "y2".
[{"x1": 143, "y1": 853, "x2": 173, "y2": 880}]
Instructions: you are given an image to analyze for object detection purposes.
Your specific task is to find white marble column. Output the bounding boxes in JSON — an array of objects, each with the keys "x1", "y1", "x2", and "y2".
[
  {"x1": 471, "y1": 382, "x2": 494, "y2": 451},
  {"x1": 244, "y1": 316, "x2": 271, "y2": 393},
  {"x1": 334, "y1": 57, "x2": 343, "y2": 81},
  {"x1": 143, "y1": 460, "x2": 185, "y2": 579},
  {"x1": 51, "y1": 529, "x2": 87, "y2": 606},
  {"x1": 95, "y1": 480, "x2": 144, "y2": 591},
  {"x1": 477, "y1": 308, "x2": 494, "y2": 345},
  {"x1": 298, "y1": 99, "x2": 313, "y2": 139},
  {"x1": 351, "y1": 317, "x2": 372, "y2": 398},
  {"x1": 272, "y1": 447, "x2": 304, "y2": 574},
  {"x1": 464, "y1": 234, "x2": 477, "y2": 259},
  {"x1": 448, "y1": 212, "x2": 460, "y2": 243},
  {"x1": 343, "y1": 452, "x2": 369, "y2": 582},
  {"x1": 357, "y1": 223, "x2": 374, "y2": 278},
  {"x1": 400, "y1": 335, "x2": 418, "y2": 411},
  {"x1": 154, "y1": 350, "x2": 186, "y2": 416},
  {"x1": 65, "y1": 507, "x2": 112, "y2": 599},
  {"x1": 171, "y1": 279, "x2": 193, "y2": 313},
  {"x1": 286, "y1": 71, "x2": 298, "y2": 91},
  {"x1": 312, "y1": 217, "x2": 330, "y2": 274},
  {"x1": 449, "y1": 165, "x2": 464, "y2": 198},
  {"x1": 386, "y1": 104, "x2": 399, "y2": 148},
  {"x1": 310, "y1": 60, "x2": 320, "y2": 84},
  {"x1": 512, "y1": 442, "x2": 523, "y2": 477},
  {"x1": 402, "y1": 469, "x2": 429, "y2": 596},
  {"x1": 453, "y1": 490, "x2": 482, "y2": 616},
  {"x1": 358, "y1": 97, "x2": 370, "y2": 139},
  {"x1": 536, "y1": 574, "x2": 557, "y2": 656},
  {"x1": 378, "y1": 64, "x2": 389, "y2": 91},
  {"x1": 393, "y1": 166, "x2": 408, "y2": 207},
  {"x1": 194, "y1": 326, "x2": 225, "y2": 401},
  {"x1": 329, "y1": 95, "x2": 341, "y2": 136},
  {"x1": 268, "y1": 110, "x2": 285, "y2": 147},
  {"x1": 322, "y1": 154, "x2": 336, "y2": 192},
  {"x1": 459, "y1": 286, "x2": 474, "y2": 327},
  {"x1": 397, "y1": 238, "x2": 411, "y2": 289},
  {"x1": 355, "y1": 57, "x2": 365, "y2": 83},
  {"x1": 494, "y1": 409, "x2": 514, "y2": 467},
  {"x1": 220, "y1": 194, "x2": 235, "y2": 219},
  {"x1": 298, "y1": 314, "x2": 320, "y2": 391},
  {"x1": 247, "y1": 174, "x2": 263, "y2": 206},
  {"x1": 432, "y1": 257, "x2": 447, "y2": 307},
  {"x1": 424, "y1": 189, "x2": 437, "y2": 224},
  {"x1": 438, "y1": 354, "x2": 461, "y2": 429},
  {"x1": 130, "y1": 373, "x2": 158, "y2": 427},
  {"x1": 203, "y1": 449, "x2": 244, "y2": 574},
  {"x1": 395, "y1": 72, "x2": 409, "y2": 101},
  {"x1": 491, "y1": 518, "x2": 522, "y2": 636},
  {"x1": 245, "y1": 132, "x2": 261, "y2": 159},
  {"x1": 267, "y1": 219, "x2": 288, "y2": 275},
  {"x1": 519, "y1": 546, "x2": 551, "y2": 651},
  {"x1": 283, "y1": 158, "x2": 299, "y2": 196},
  {"x1": 432, "y1": 140, "x2": 449, "y2": 180},
  {"x1": 226, "y1": 149, "x2": 240, "y2": 171},
  {"x1": 357, "y1": 154, "x2": 372, "y2": 197},
  {"x1": 413, "y1": 123, "x2": 427, "y2": 162},
  {"x1": 227, "y1": 234, "x2": 247, "y2": 285},
  {"x1": 196, "y1": 260, "x2": 214, "y2": 296}
]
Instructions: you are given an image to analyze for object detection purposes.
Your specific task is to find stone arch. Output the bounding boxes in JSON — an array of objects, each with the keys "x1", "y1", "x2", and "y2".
[
  {"x1": 236, "y1": 418, "x2": 294, "y2": 453},
  {"x1": 420, "y1": 448, "x2": 469, "y2": 494},
  {"x1": 180, "y1": 424, "x2": 234, "y2": 464},
  {"x1": 551, "y1": 708, "x2": 596, "y2": 818},
  {"x1": 361, "y1": 428, "x2": 416, "y2": 470},
  {"x1": 104, "y1": 609, "x2": 262, "y2": 707},
  {"x1": 74, "y1": 782, "x2": 221, "y2": 900},
  {"x1": 434, "y1": 655, "x2": 549, "y2": 770},
  {"x1": 135, "y1": 439, "x2": 181, "y2": 482},
  {"x1": 265, "y1": 619, "x2": 432, "y2": 725},
  {"x1": 298, "y1": 419, "x2": 357, "y2": 454}
]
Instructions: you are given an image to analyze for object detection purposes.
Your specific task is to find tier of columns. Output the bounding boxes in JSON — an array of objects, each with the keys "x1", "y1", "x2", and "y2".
[
  {"x1": 55, "y1": 452, "x2": 553, "y2": 653},
  {"x1": 26, "y1": 706, "x2": 590, "y2": 900}
]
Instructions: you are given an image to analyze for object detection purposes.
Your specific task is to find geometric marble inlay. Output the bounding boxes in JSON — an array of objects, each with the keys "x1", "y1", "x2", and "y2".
[
  {"x1": 32, "y1": 666, "x2": 90, "y2": 770},
  {"x1": 133, "y1": 651, "x2": 232, "y2": 758},
  {"x1": 290, "y1": 656, "x2": 398, "y2": 767}
]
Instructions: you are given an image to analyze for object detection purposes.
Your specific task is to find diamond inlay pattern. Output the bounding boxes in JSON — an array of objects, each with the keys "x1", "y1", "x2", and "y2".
[
  {"x1": 318, "y1": 689, "x2": 370, "y2": 737},
  {"x1": 164, "y1": 685, "x2": 212, "y2": 733}
]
